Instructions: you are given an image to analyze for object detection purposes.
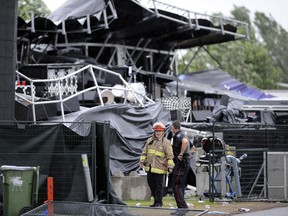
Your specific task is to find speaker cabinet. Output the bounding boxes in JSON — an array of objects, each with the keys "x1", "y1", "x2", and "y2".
[{"x1": 15, "y1": 100, "x2": 57, "y2": 121}]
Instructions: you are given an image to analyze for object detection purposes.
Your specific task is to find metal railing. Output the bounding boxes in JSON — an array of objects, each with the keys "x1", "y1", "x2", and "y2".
[
  {"x1": 135, "y1": 0, "x2": 250, "y2": 40},
  {"x1": 15, "y1": 64, "x2": 155, "y2": 122}
]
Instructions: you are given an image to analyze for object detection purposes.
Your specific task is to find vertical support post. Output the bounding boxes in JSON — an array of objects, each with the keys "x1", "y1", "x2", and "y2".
[
  {"x1": 284, "y1": 152, "x2": 287, "y2": 199},
  {"x1": 103, "y1": 121, "x2": 110, "y2": 203},
  {"x1": 209, "y1": 121, "x2": 216, "y2": 202},
  {"x1": 33, "y1": 166, "x2": 40, "y2": 204},
  {"x1": 263, "y1": 151, "x2": 267, "y2": 198},
  {"x1": 91, "y1": 121, "x2": 97, "y2": 199}
]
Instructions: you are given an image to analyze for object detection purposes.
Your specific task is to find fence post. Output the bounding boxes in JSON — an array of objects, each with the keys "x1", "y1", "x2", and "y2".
[
  {"x1": 209, "y1": 121, "x2": 216, "y2": 202},
  {"x1": 103, "y1": 121, "x2": 110, "y2": 203},
  {"x1": 91, "y1": 121, "x2": 97, "y2": 199}
]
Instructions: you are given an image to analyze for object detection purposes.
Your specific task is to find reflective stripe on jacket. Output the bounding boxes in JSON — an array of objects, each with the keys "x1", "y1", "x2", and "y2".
[{"x1": 140, "y1": 136, "x2": 174, "y2": 174}]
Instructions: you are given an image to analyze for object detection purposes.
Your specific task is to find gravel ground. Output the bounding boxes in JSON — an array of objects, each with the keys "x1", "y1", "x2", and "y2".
[
  {"x1": 124, "y1": 201, "x2": 288, "y2": 216},
  {"x1": 198, "y1": 201, "x2": 288, "y2": 215}
]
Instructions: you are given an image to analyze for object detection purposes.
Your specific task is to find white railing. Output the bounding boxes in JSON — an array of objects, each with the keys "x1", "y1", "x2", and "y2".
[
  {"x1": 134, "y1": 0, "x2": 249, "y2": 40},
  {"x1": 15, "y1": 64, "x2": 155, "y2": 122}
]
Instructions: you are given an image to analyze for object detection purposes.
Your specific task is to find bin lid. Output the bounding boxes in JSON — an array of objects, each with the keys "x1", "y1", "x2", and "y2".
[{"x1": 0, "y1": 165, "x2": 36, "y2": 171}]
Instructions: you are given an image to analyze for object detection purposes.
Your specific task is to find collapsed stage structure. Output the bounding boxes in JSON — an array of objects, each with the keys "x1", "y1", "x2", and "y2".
[
  {"x1": 17, "y1": 0, "x2": 286, "y2": 124},
  {"x1": 16, "y1": 0, "x2": 249, "y2": 120}
]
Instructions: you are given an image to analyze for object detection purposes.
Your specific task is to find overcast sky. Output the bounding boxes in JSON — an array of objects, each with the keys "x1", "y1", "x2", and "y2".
[{"x1": 43, "y1": 0, "x2": 288, "y2": 31}]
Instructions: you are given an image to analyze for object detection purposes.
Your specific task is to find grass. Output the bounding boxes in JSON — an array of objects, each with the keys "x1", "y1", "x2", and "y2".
[
  {"x1": 124, "y1": 195, "x2": 175, "y2": 208},
  {"x1": 123, "y1": 194, "x2": 215, "y2": 209}
]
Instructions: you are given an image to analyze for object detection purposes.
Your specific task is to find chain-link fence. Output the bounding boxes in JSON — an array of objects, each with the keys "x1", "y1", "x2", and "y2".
[
  {"x1": 0, "y1": 121, "x2": 111, "y2": 205},
  {"x1": 192, "y1": 123, "x2": 288, "y2": 202},
  {"x1": 21, "y1": 201, "x2": 208, "y2": 216},
  {"x1": 195, "y1": 148, "x2": 268, "y2": 201},
  {"x1": 0, "y1": 121, "x2": 288, "y2": 215}
]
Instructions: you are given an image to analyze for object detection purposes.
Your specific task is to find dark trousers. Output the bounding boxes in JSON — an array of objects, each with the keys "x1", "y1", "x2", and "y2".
[
  {"x1": 172, "y1": 158, "x2": 190, "y2": 208},
  {"x1": 147, "y1": 172, "x2": 164, "y2": 206}
]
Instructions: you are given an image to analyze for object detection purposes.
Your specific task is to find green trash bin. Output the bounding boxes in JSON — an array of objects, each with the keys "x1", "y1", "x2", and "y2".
[{"x1": 0, "y1": 165, "x2": 39, "y2": 216}]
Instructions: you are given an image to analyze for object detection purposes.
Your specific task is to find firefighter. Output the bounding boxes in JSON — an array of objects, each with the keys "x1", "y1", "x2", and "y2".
[{"x1": 140, "y1": 122, "x2": 174, "y2": 207}]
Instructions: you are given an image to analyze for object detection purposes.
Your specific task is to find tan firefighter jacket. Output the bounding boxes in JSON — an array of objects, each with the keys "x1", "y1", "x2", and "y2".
[{"x1": 140, "y1": 136, "x2": 174, "y2": 174}]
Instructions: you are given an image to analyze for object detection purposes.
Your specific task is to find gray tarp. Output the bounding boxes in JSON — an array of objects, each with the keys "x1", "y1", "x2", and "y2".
[
  {"x1": 48, "y1": 0, "x2": 106, "y2": 22},
  {"x1": 63, "y1": 102, "x2": 171, "y2": 175},
  {"x1": 66, "y1": 102, "x2": 170, "y2": 136}
]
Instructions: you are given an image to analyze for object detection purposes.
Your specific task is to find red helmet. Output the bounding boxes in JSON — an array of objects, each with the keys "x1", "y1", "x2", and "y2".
[{"x1": 153, "y1": 122, "x2": 165, "y2": 131}]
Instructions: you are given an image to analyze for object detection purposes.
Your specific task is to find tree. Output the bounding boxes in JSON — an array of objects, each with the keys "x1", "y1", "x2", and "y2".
[
  {"x1": 254, "y1": 12, "x2": 288, "y2": 83},
  {"x1": 18, "y1": 0, "x2": 50, "y2": 20},
  {"x1": 178, "y1": 6, "x2": 284, "y2": 89}
]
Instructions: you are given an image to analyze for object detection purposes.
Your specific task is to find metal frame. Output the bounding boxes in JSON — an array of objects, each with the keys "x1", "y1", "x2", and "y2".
[
  {"x1": 134, "y1": 0, "x2": 249, "y2": 40},
  {"x1": 55, "y1": 42, "x2": 177, "y2": 74},
  {"x1": 15, "y1": 64, "x2": 155, "y2": 122}
]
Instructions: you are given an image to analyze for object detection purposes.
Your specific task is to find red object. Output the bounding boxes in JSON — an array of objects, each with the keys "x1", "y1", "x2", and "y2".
[
  {"x1": 47, "y1": 177, "x2": 54, "y2": 214},
  {"x1": 21, "y1": 81, "x2": 26, "y2": 86},
  {"x1": 153, "y1": 122, "x2": 165, "y2": 131},
  {"x1": 47, "y1": 177, "x2": 54, "y2": 201}
]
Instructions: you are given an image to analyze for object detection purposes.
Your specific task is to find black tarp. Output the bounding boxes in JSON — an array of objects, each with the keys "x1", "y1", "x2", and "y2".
[
  {"x1": 0, "y1": 122, "x2": 124, "y2": 204},
  {"x1": 0, "y1": 124, "x2": 90, "y2": 202}
]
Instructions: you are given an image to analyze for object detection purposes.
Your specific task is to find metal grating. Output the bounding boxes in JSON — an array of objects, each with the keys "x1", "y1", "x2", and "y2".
[{"x1": 21, "y1": 201, "x2": 208, "y2": 216}]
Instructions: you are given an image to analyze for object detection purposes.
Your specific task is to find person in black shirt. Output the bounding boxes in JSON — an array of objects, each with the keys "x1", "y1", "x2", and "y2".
[{"x1": 170, "y1": 120, "x2": 190, "y2": 215}]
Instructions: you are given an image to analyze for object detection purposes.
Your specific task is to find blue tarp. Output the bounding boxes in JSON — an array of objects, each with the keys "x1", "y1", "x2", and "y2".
[{"x1": 178, "y1": 69, "x2": 275, "y2": 100}]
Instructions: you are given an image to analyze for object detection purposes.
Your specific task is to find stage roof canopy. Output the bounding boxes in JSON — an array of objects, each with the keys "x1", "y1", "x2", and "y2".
[{"x1": 18, "y1": 0, "x2": 249, "y2": 51}]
